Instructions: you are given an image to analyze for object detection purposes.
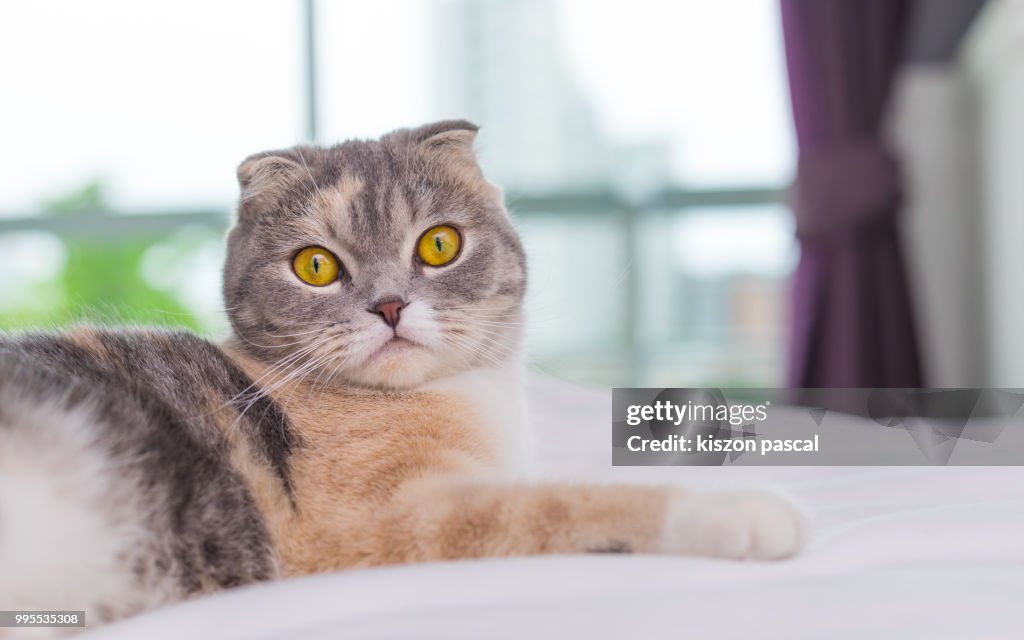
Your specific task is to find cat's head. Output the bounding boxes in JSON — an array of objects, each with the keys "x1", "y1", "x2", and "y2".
[{"x1": 223, "y1": 120, "x2": 526, "y2": 389}]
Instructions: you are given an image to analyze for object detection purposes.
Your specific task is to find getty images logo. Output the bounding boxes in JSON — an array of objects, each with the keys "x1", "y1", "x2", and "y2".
[{"x1": 619, "y1": 388, "x2": 769, "y2": 464}]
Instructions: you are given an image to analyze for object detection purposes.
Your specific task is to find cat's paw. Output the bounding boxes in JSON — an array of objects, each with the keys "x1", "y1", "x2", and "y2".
[{"x1": 660, "y1": 491, "x2": 806, "y2": 560}]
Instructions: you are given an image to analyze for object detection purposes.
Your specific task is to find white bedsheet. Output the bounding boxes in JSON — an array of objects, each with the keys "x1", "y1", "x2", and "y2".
[{"x1": 83, "y1": 378, "x2": 1024, "y2": 639}]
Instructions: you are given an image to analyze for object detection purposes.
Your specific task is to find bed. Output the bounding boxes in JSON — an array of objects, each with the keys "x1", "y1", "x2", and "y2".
[{"x1": 82, "y1": 378, "x2": 1024, "y2": 639}]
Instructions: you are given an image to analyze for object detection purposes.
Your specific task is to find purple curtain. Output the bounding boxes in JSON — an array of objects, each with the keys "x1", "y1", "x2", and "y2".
[{"x1": 781, "y1": 0, "x2": 924, "y2": 389}]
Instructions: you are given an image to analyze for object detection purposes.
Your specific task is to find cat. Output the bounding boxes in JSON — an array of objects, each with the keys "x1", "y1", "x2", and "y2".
[{"x1": 0, "y1": 120, "x2": 806, "y2": 634}]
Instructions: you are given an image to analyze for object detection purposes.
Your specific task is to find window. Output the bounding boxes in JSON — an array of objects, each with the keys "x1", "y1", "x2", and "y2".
[{"x1": 0, "y1": 0, "x2": 795, "y2": 387}]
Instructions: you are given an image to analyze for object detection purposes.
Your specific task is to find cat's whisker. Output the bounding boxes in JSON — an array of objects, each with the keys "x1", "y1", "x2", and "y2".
[
  {"x1": 467, "y1": 324, "x2": 521, "y2": 341},
  {"x1": 243, "y1": 351, "x2": 333, "y2": 431},
  {"x1": 437, "y1": 305, "x2": 520, "y2": 314},
  {"x1": 275, "y1": 352, "x2": 338, "y2": 416},
  {"x1": 312, "y1": 350, "x2": 354, "y2": 404},
  {"x1": 261, "y1": 322, "x2": 340, "y2": 339},
  {"x1": 443, "y1": 322, "x2": 521, "y2": 347},
  {"x1": 254, "y1": 338, "x2": 339, "y2": 395},
  {"x1": 233, "y1": 349, "x2": 329, "y2": 425},
  {"x1": 439, "y1": 317, "x2": 518, "y2": 322},
  {"x1": 234, "y1": 334, "x2": 313, "y2": 350},
  {"x1": 295, "y1": 147, "x2": 326, "y2": 203},
  {"x1": 240, "y1": 339, "x2": 325, "y2": 384},
  {"x1": 447, "y1": 342, "x2": 506, "y2": 369},
  {"x1": 221, "y1": 349, "x2": 315, "y2": 412},
  {"x1": 442, "y1": 332, "x2": 511, "y2": 368},
  {"x1": 308, "y1": 352, "x2": 336, "y2": 392},
  {"x1": 223, "y1": 335, "x2": 340, "y2": 415},
  {"x1": 437, "y1": 310, "x2": 521, "y2": 319},
  {"x1": 458, "y1": 320, "x2": 522, "y2": 328},
  {"x1": 441, "y1": 313, "x2": 524, "y2": 321},
  {"x1": 439, "y1": 335, "x2": 484, "y2": 368},
  {"x1": 460, "y1": 334, "x2": 521, "y2": 363},
  {"x1": 231, "y1": 324, "x2": 339, "y2": 351},
  {"x1": 320, "y1": 357, "x2": 349, "y2": 393},
  {"x1": 303, "y1": 336, "x2": 351, "y2": 393}
]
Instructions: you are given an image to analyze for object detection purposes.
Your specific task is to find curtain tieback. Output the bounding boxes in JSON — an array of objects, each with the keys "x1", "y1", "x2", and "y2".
[{"x1": 792, "y1": 140, "x2": 902, "y2": 239}]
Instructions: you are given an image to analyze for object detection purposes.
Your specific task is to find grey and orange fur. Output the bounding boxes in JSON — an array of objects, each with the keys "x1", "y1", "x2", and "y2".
[{"x1": 0, "y1": 121, "x2": 805, "y2": 634}]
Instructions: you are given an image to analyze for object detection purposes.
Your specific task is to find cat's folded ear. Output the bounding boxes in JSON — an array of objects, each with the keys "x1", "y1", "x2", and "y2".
[
  {"x1": 408, "y1": 120, "x2": 502, "y2": 202},
  {"x1": 236, "y1": 149, "x2": 305, "y2": 219},
  {"x1": 410, "y1": 120, "x2": 479, "y2": 167},
  {"x1": 409, "y1": 119, "x2": 479, "y2": 146}
]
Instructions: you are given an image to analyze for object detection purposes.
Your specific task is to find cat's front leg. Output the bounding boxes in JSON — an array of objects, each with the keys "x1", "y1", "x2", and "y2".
[{"x1": 385, "y1": 479, "x2": 806, "y2": 562}]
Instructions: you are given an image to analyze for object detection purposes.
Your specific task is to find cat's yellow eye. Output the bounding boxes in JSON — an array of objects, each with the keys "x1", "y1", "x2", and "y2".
[
  {"x1": 417, "y1": 225, "x2": 461, "y2": 267},
  {"x1": 292, "y1": 246, "x2": 341, "y2": 286}
]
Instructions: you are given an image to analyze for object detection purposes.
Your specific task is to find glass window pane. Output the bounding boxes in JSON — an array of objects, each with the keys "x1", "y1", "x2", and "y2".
[
  {"x1": 316, "y1": 0, "x2": 794, "y2": 192},
  {"x1": 557, "y1": 0, "x2": 795, "y2": 188},
  {"x1": 636, "y1": 205, "x2": 796, "y2": 386},
  {"x1": 0, "y1": 1, "x2": 304, "y2": 212},
  {"x1": 516, "y1": 213, "x2": 629, "y2": 384}
]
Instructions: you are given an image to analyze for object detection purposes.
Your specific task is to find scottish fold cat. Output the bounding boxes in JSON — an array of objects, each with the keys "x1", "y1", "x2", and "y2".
[{"x1": 0, "y1": 121, "x2": 805, "y2": 633}]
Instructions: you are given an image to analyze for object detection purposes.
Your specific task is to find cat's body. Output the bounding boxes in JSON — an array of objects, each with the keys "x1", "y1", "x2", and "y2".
[
  {"x1": 0, "y1": 121, "x2": 805, "y2": 634},
  {"x1": 0, "y1": 327, "x2": 526, "y2": 620},
  {"x1": 0, "y1": 330, "x2": 283, "y2": 623}
]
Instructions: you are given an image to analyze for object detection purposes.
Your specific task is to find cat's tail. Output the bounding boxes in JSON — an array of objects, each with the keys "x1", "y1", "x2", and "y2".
[{"x1": 0, "y1": 388, "x2": 153, "y2": 629}]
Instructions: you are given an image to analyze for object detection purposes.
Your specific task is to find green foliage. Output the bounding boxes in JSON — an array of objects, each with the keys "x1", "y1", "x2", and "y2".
[
  {"x1": 43, "y1": 180, "x2": 109, "y2": 215},
  {"x1": 0, "y1": 182, "x2": 208, "y2": 333}
]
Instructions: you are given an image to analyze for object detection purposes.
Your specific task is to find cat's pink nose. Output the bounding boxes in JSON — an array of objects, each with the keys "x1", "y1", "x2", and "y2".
[{"x1": 370, "y1": 298, "x2": 406, "y2": 329}]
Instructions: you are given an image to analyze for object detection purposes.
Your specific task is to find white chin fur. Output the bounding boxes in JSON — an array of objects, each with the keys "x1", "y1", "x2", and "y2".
[
  {"x1": 338, "y1": 301, "x2": 471, "y2": 389},
  {"x1": 346, "y1": 340, "x2": 444, "y2": 388}
]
